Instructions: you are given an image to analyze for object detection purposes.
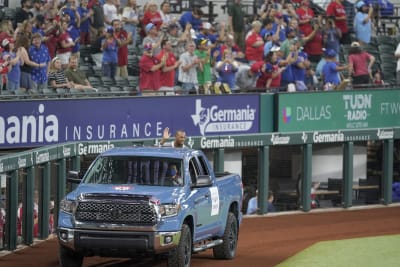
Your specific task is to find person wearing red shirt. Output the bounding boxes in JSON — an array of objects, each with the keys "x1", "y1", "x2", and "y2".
[
  {"x1": 142, "y1": 1, "x2": 163, "y2": 31},
  {"x1": 112, "y1": 19, "x2": 132, "y2": 78},
  {"x1": 245, "y1": 20, "x2": 264, "y2": 64},
  {"x1": 139, "y1": 42, "x2": 167, "y2": 94},
  {"x1": 56, "y1": 20, "x2": 75, "y2": 69},
  {"x1": 156, "y1": 39, "x2": 180, "y2": 95},
  {"x1": 348, "y1": 41, "x2": 375, "y2": 85},
  {"x1": 296, "y1": 0, "x2": 314, "y2": 36},
  {"x1": 326, "y1": 0, "x2": 350, "y2": 44}
]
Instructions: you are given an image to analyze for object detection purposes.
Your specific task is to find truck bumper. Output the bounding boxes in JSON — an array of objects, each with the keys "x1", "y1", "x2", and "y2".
[{"x1": 58, "y1": 228, "x2": 181, "y2": 255}]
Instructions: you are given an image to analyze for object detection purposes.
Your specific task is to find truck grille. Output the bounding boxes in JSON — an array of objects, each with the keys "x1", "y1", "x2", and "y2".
[{"x1": 75, "y1": 202, "x2": 157, "y2": 226}]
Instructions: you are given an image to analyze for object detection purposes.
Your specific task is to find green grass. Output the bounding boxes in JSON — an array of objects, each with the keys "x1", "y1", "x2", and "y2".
[{"x1": 276, "y1": 235, "x2": 400, "y2": 267}]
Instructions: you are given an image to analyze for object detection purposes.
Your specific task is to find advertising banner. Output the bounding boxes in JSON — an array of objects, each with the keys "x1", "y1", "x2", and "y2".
[
  {"x1": 277, "y1": 90, "x2": 400, "y2": 132},
  {"x1": 0, "y1": 95, "x2": 259, "y2": 148}
]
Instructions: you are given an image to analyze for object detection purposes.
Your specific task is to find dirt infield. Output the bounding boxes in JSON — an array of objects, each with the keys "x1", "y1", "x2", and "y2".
[{"x1": 1, "y1": 205, "x2": 400, "y2": 267}]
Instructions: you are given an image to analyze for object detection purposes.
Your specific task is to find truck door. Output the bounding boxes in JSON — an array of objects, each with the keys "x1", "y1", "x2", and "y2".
[{"x1": 190, "y1": 157, "x2": 219, "y2": 240}]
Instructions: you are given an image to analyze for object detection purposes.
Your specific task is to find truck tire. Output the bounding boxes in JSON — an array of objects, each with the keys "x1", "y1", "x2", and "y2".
[
  {"x1": 213, "y1": 212, "x2": 238, "y2": 259},
  {"x1": 168, "y1": 224, "x2": 192, "y2": 267},
  {"x1": 59, "y1": 245, "x2": 84, "y2": 267}
]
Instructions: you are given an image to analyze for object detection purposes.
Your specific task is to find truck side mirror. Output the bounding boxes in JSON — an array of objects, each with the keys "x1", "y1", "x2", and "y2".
[
  {"x1": 67, "y1": 170, "x2": 83, "y2": 184},
  {"x1": 193, "y1": 175, "x2": 213, "y2": 188}
]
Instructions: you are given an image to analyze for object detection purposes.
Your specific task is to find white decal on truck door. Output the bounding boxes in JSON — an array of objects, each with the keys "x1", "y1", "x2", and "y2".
[{"x1": 210, "y1": 187, "x2": 220, "y2": 216}]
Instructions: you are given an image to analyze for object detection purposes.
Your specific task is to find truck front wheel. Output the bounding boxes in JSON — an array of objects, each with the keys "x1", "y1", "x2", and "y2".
[
  {"x1": 168, "y1": 224, "x2": 192, "y2": 267},
  {"x1": 213, "y1": 212, "x2": 238, "y2": 259},
  {"x1": 59, "y1": 245, "x2": 84, "y2": 267}
]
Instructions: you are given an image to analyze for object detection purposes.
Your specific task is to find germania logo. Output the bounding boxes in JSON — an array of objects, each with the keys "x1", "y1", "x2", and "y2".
[
  {"x1": 283, "y1": 107, "x2": 291, "y2": 123},
  {"x1": 191, "y1": 99, "x2": 256, "y2": 136},
  {"x1": 0, "y1": 104, "x2": 59, "y2": 145}
]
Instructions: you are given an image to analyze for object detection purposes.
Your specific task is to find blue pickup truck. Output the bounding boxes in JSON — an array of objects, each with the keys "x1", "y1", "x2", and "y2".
[{"x1": 58, "y1": 147, "x2": 243, "y2": 267}]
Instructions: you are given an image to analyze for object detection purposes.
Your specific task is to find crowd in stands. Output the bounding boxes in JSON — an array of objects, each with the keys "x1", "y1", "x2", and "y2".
[{"x1": 0, "y1": 0, "x2": 398, "y2": 96}]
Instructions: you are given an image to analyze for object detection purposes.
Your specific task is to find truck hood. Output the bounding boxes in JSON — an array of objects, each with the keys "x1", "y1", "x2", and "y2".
[{"x1": 69, "y1": 184, "x2": 184, "y2": 204}]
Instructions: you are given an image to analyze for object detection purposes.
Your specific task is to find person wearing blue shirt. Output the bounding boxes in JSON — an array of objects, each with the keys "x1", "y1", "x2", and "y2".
[
  {"x1": 179, "y1": 8, "x2": 203, "y2": 32},
  {"x1": 292, "y1": 50, "x2": 309, "y2": 91},
  {"x1": 101, "y1": 28, "x2": 118, "y2": 79},
  {"x1": 322, "y1": 49, "x2": 348, "y2": 90},
  {"x1": 354, "y1": 1, "x2": 374, "y2": 45},
  {"x1": 29, "y1": 33, "x2": 51, "y2": 91},
  {"x1": 78, "y1": 0, "x2": 92, "y2": 46},
  {"x1": 247, "y1": 190, "x2": 276, "y2": 214}
]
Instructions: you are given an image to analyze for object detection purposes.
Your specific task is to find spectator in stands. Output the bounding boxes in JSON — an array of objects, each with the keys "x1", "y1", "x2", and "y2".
[
  {"x1": 88, "y1": 0, "x2": 105, "y2": 43},
  {"x1": 228, "y1": 0, "x2": 246, "y2": 51},
  {"x1": 322, "y1": 49, "x2": 348, "y2": 90},
  {"x1": 29, "y1": 33, "x2": 51, "y2": 92},
  {"x1": 15, "y1": 0, "x2": 34, "y2": 26},
  {"x1": 44, "y1": 15, "x2": 60, "y2": 59},
  {"x1": 245, "y1": 20, "x2": 264, "y2": 64},
  {"x1": 323, "y1": 16, "x2": 341, "y2": 58},
  {"x1": 139, "y1": 42, "x2": 166, "y2": 93},
  {"x1": 65, "y1": 54, "x2": 97, "y2": 91},
  {"x1": 303, "y1": 17, "x2": 324, "y2": 64},
  {"x1": 372, "y1": 69, "x2": 384, "y2": 85},
  {"x1": 215, "y1": 49, "x2": 239, "y2": 92},
  {"x1": 157, "y1": 39, "x2": 180, "y2": 94},
  {"x1": 179, "y1": 7, "x2": 203, "y2": 32},
  {"x1": 113, "y1": 19, "x2": 132, "y2": 78},
  {"x1": 159, "y1": 1, "x2": 174, "y2": 27},
  {"x1": 221, "y1": 34, "x2": 245, "y2": 63},
  {"x1": 101, "y1": 27, "x2": 118, "y2": 79},
  {"x1": 0, "y1": 20, "x2": 14, "y2": 42},
  {"x1": 354, "y1": 1, "x2": 374, "y2": 45},
  {"x1": 326, "y1": 0, "x2": 350, "y2": 45},
  {"x1": 78, "y1": 0, "x2": 93, "y2": 47},
  {"x1": 348, "y1": 41, "x2": 375, "y2": 86},
  {"x1": 296, "y1": 0, "x2": 314, "y2": 37},
  {"x1": 142, "y1": 23, "x2": 164, "y2": 56},
  {"x1": 103, "y1": 0, "x2": 119, "y2": 26},
  {"x1": 142, "y1": 1, "x2": 163, "y2": 31},
  {"x1": 32, "y1": 14, "x2": 46, "y2": 38},
  {"x1": 292, "y1": 45, "x2": 311, "y2": 91},
  {"x1": 15, "y1": 34, "x2": 45, "y2": 92},
  {"x1": 122, "y1": 0, "x2": 139, "y2": 48},
  {"x1": 56, "y1": 20, "x2": 76, "y2": 69},
  {"x1": 2, "y1": 38, "x2": 21, "y2": 91},
  {"x1": 178, "y1": 41, "x2": 201, "y2": 94},
  {"x1": 31, "y1": 0, "x2": 45, "y2": 18},
  {"x1": 14, "y1": 20, "x2": 33, "y2": 40},
  {"x1": 167, "y1": 23, "x2": 191, "y2": 59},
  {"x1": 48, "y1": 57, "x2": 72, "y2": 90},
  {"x1": 235, "y1": 61, "x2": 262, "y2": 90},
  {"x1": 195, "y1": 39, "x2": 212, "y2": 94}
]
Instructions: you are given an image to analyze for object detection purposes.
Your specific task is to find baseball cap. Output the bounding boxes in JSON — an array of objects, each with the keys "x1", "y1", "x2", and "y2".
[
  {"x1": 143, "y1": 43, "x2": 153, "y2": 51},
  {"x1": 2, "y1": 38, "x2": 14, "y2": 47},
  {"x1": 250, "y1": 61, "x2": 264, "y2": 74},
  {"x1": 356, "y1": 1, "x2": 366, "y2": 9},
  {"x1": 265, "y1": 63, "x2": 273, "y2": 73},
  {"x1": 270, "y1": 45, "x2": 280, "y2": 52},
  {"x1": 275, "y1": 12, "x2": 283, "y2": 19},
  {"x1": 351, "y1": 41, "x2": 361, "y2": 47},
  {"x1": 324, "y1": 48, "x2": 337, "y2": 57},
  {"x1": 199, "y1": 38, "x2": 208, "y2": 46},
  {"x1": 286, "y1": 27, "x2": 296, "y2": 36},
  {"x1": 145, "y1": 23, "x2": 155, "y2": 33}
]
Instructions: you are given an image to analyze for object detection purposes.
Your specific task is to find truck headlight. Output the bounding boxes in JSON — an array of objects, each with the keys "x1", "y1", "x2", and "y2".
[
  {"x1": 60, "y1": 199, "x2": 77, "y2": 214},
  {"x1": 159, "y1": 204, "x2": 180, "y2": 217}
]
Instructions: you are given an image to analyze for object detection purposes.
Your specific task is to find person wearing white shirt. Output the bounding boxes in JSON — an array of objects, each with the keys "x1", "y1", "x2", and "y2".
[{"x1": 103, "y1": 0, "x2": 119, "y2": 26}]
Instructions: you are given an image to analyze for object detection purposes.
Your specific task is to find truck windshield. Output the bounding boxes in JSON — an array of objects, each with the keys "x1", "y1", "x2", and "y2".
[{"x1": 83, "y1": 156, "x2": 184, "y2": 186}]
